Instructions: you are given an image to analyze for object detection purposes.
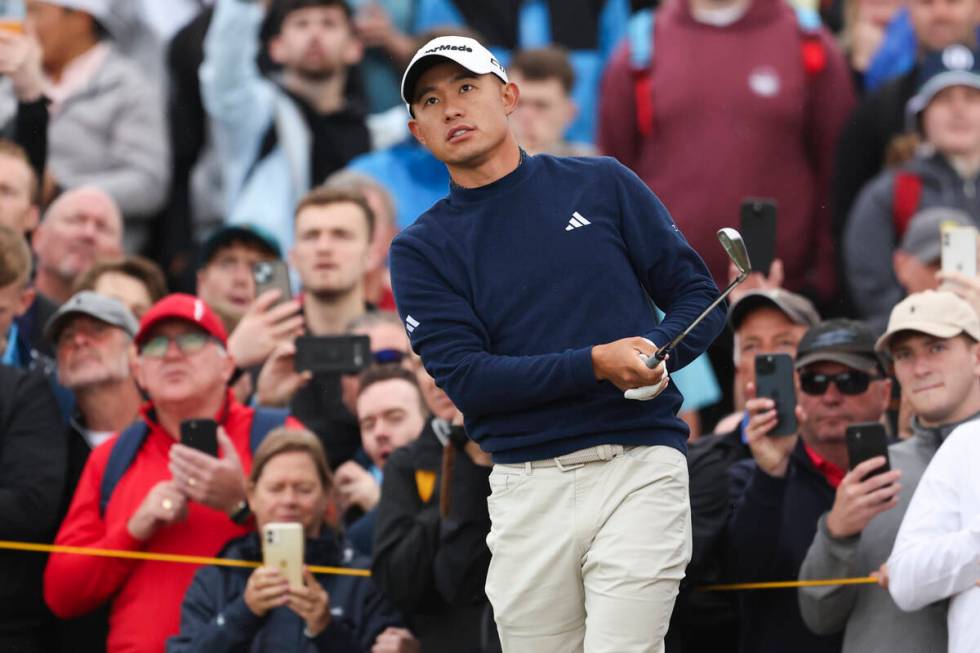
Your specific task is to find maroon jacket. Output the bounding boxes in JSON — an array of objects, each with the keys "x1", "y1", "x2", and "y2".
[{"x1": 599, "y1": 0, "x2": 854, "y2": 303}]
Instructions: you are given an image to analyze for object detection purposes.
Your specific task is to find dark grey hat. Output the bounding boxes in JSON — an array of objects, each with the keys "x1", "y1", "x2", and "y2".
[
  {"x1": 728, "y1": 289, "x2": 820, "y2": 331},
  {"x1": 44, "y1": 291, "x2": 139, "y2": 344},
  {"x1": 795, "y1": 319, "x2": 885, "y2": 374}
]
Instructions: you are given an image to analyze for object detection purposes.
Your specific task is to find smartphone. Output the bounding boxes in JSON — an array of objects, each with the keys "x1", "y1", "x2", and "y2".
[
  {"x1": 253, "y1": 260, "x2": 292, "y2": 305},
  {"x1": 941, "y1": 225, "x2": 978, "y2": 277},
  {"x1": 845, "y1": 422, "x2": 891, "y2": 477},
  {"x1": 740, "y1": 198, "x2": 777, "y2": 274},
  {"x1": 0, "y1": 0, "x2": 24, "y2": 33},
  {"x1": 294, "y1": 335, "x2": 371, "y2": 375},
  {"x1": 262, "y1": 522, "x2": 304, "y2": 589},
  {"x1": 180, "y1": 419, "x2": 218, "y2": 457},
  {"x1": 754, "y1": 353, "x2": 798, "y2": 436}
]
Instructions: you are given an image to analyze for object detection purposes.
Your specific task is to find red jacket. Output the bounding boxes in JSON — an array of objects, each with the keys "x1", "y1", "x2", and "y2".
[
  {"x1": 598, "y1": 0, "x2": 854, "y2": 304},
  {"x1": 44, "y1": 392, "x2": 288, "y2": 653}
]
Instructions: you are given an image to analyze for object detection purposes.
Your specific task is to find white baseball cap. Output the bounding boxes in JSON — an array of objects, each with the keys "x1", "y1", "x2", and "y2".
[
  {"x1": 400, "y1": 36, "x2": 508, "y2": 109},
  {"x1": 38, "y1": 0, "x2": 111, "y2": 24}
]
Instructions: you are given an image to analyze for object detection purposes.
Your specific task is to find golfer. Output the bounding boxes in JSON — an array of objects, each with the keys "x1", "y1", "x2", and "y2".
[{"x1": 389, "y1": 35, "x2": 726, "y2": 653}]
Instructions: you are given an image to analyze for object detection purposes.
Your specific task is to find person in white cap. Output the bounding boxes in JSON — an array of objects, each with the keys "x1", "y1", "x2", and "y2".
[
  {"x1": 0, "y1": 0, "x2": 169, "y2": 252},
  {"x1": 390, "y1": 35, "x2": 726, "y2": 653}
]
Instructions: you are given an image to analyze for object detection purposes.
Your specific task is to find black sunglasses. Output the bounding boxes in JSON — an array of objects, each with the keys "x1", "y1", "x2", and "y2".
[
  {"x1": 373, "y1": 349, "x2": 407, "y2": 365},
  {"x1": 799, "y1": 370, "x2": 880, "y2": 396}
]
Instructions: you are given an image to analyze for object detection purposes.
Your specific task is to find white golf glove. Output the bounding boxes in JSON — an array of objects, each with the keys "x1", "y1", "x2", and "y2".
[{"x1": 624, "y1": 351, "x2": 669, "y2": 401}]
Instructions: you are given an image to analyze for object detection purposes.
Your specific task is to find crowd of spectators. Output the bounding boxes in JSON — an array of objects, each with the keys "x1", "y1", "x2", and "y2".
[{"x1": 2, "y1": 0, "x2": 980, "y2": 652}]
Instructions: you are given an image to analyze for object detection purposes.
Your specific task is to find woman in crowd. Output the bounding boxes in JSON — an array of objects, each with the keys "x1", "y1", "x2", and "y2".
[{"x1": 167, "y1": 428, "x2": 405, "y2": 652}]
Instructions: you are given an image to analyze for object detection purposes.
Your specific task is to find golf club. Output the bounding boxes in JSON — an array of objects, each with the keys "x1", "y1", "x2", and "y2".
[{"x1": 646, "y1": 227, "x2": 752, "y2": 368}]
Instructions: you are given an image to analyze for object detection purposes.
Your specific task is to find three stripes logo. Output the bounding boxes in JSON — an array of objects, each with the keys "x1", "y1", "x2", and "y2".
[
  {"x1": 565, "y1": 211, "x2": 592, "y2": 231},
  {"x1": 405, "y1": 315, "x2": 420, "y2": 334}
]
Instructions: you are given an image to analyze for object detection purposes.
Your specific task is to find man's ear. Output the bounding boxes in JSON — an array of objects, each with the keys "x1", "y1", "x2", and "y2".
[
  {"x1": 23, "y1": 206, "x2": 39, "y2": 233},
  {"x1": 268, "y1": 36, "x2": 287, "y2": 66},
  {"x1": 16, "y1": 285, "x2": 35, "y2": 317},
  {"x1": 892, "y1": 250, "x2": 912, "y2": 289},
  {"x1": 343, "y1": 32, "x2": 364, "y2": 66},
  {"x1": 408, "y1": 119, "x2": 427, "y2": 147},
  {"x1": 501, "y1": 81, "x2": 520, "y2": 116}
]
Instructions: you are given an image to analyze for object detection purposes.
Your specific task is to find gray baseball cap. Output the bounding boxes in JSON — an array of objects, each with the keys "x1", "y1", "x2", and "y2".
[
  {"x1": 44, "y1": 291, "x2": 139, "y2": 344},
  {"x1": 728, "y1": 289, "x2": 820, "y2": 331},
  {"x1": 900, "y1": 207, "x2": 973, "y2": 264}
]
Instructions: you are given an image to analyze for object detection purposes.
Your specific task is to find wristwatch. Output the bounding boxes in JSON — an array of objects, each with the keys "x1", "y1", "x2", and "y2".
[{"x1": 229, "y1": 499, "x2": 251, "y2": 525}]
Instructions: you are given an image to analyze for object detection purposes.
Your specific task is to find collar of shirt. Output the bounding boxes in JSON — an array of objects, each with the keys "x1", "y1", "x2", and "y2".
[
  {"x1": 803, "y1": 442, "x2": 845, "y2": 488},
  {"x1": 43, "y1": 42, "x2": 109, "y2": 114},
  {"x1": 2, "y1": 322, "x2": 20, "y2": 366}
]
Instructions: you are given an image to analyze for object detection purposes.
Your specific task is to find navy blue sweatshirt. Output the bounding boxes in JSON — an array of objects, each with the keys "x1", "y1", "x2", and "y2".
[{"x1": 389, "y1": 154, "x2": 725, "y2": 463}]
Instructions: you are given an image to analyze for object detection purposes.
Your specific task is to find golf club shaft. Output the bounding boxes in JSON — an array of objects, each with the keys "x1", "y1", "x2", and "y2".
[{"x1": 647, "y1": 273, "x2": 748, "y2": 367}]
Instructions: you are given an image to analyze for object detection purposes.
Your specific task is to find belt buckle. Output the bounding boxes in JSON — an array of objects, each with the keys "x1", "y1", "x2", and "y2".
[{"x1": 553, "y1": 452, "x2": 586, "y2": 472}]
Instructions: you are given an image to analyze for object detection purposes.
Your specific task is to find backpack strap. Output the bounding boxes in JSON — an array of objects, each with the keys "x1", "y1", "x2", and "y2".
[
  {"x1": 99, "y1": 420, "x2": 150, "y2": 517},
  {"x1": 249, "y1": 407, "x2": 290, "y2": 452},
  {"x1": 627, "y1": 8, "x2": 656, "y2": 137},
  {"x1": 795, "y1": 5, "x2": 827, "y2": 76},
  {"x1": 892, "y1": 171, "x2": 923, "y2": 240}
]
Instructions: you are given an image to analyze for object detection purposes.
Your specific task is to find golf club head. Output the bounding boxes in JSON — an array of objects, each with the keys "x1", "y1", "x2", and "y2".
[{"x1": 717, "y1": 228, "x2": 752, "y2": 277}]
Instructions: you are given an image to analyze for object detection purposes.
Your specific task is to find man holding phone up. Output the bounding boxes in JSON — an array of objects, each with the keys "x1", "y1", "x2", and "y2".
[
  {"x1": 798, "y1": 290, "x2": 980, "y2": 652},
  {"x1": 390, "y1": 36, "x2": 725, "y2": 652},
  {"x1": 44, "y1": 294, "x2": 296, "y2": 653},
  {"x1": 727, "y1": 319, "x2": 892, "y2": 653}
]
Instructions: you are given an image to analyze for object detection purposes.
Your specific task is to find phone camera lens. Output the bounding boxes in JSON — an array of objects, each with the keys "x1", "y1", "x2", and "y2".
[{"x1": 254, "y1": 263, "x2": 271, "y2": 284}]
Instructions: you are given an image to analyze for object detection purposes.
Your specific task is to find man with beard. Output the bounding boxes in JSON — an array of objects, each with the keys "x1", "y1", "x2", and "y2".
[
  {"x1": 31, "y1": 186, "x2": 124, "y2": 305},
  {"x1": 200, "y1": 0, "x2": 377, "y2": 250}
]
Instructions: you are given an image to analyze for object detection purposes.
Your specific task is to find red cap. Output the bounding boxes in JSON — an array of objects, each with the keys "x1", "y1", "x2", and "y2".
[{"x1": 135, "y1": 293, "x2": 228, "y2": 347}]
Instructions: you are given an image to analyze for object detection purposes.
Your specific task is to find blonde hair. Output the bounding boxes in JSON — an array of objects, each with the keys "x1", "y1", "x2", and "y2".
[{"x1": 249, "y1": 427, "x2": 332, "y2": 489}]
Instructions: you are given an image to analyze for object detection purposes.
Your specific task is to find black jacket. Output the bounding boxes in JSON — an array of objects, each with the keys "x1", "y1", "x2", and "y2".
[
  {"x1": 669, "y1": 425, "x2": 752, "y2": 652},
  {"x1": 372, "y1": 419, "x2": 497, "y2": 653},
  {"x1": 167, "y1": 531, "x2": 401, "y2": 652},
  {"x1": 0, "y1": 365, "x2": 67, "y2": 649},
  {"x1": 724, "y1": 441, "x2": 843, "y2": 653}
]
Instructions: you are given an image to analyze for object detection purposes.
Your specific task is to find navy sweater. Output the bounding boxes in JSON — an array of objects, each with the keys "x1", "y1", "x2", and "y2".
[{"x1": 389, "y1": 154, "x2": 725, "y2": 463}]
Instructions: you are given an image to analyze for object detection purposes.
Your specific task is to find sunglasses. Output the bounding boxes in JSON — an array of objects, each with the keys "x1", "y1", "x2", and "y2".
[
  {"x1": 373, "y1": 349, "x2": 407, "y2": 365},
  {"x1": 799, "y1": 370, "x2": 881, "y2": 396},
  {"x1": 140, "y1": 332, "x2": 214, "y2": 358}
]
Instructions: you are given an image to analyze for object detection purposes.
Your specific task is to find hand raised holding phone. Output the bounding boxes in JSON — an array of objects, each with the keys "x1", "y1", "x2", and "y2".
[
  {"x1": 744, "y1": 381, "x2": 804, "y2": 478},
  {"x1": 825, "y1": 455, "x2": 902, "y2": 539}
]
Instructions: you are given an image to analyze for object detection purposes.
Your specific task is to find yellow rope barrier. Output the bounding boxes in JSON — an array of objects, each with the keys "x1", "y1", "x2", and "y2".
[
  {"x1": 0, "y1": 540, "x2": 884, "y2": 589},
  {"x1": 0, "y1": 540, "x2": 371, "y2": 578},
  {"x1": 698, "y1": 576, "x2": 879, "y2": 591}
]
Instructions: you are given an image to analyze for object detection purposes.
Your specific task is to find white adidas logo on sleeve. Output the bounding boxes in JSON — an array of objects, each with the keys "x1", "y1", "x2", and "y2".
[
  {"x1": 565, "y1": 211, "x2": 592, "y2": 231},
  {"x1": 405, "y1": 315, "x2": 420, "y2": 334}
]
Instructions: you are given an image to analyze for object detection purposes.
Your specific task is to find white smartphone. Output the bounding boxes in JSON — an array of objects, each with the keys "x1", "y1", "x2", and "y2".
[
  {"x1": 941, "y1": 225, "x2": 978, "y2": 277},
  {"x1": 262, "y1": 522, "x2": 304, "y2": 589}
]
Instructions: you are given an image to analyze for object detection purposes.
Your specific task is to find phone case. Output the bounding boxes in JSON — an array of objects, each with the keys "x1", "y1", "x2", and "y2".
[
  {"x1": 739, "y1": 198, "x2": 777, "y2": 274},
  {"x1": 253, "y1": 261, "x2": 293, "y2": 304},
  {"x1": 754, "y1": 353, "x2": 798, "y2": 436},
  {"x1": 845, "y1": 422, "x2": 891, "y2": 476},
  {"x1": 180, "y1": 419, "x2": 218, "y2": 457},
  {"x1": 294, "y1": 335, "x2": 371, "y2": 374},
  {"x1": 941, "y1": 226, "x2": 978, "y2": 277},
  {"x1": 262, "y1": 522, "x2": 304, "y2": 589}
]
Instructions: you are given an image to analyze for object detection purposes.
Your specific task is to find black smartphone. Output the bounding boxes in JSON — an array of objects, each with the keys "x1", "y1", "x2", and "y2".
[
  {"x1": 740, "y1": 198, "x2": 777, "y2": 274},
  {"x1": 754, "y1": 353, "x2": 798, "y2": 436},
  {"x1": 253, "y1": 260, "x2": 292, "y2": 305},
  {"x1": 294, "y1": 335, "x2": 372, "y2": 375},
  {"x1": 845, "y1": 422, "x2": 891, "y2": 477},
  {"x1": 180, "y1": 418, "x2": 218, "y2": 457}
]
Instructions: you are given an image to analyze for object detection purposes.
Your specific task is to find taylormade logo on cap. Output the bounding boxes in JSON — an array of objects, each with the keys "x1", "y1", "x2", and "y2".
[{"x1": 424, "y1": 43, "x2": 473, "y2": 54}]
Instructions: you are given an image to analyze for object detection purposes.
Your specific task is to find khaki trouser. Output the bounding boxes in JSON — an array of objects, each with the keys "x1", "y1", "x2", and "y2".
[{"x1": 485, "y1": 445, "x2": 692, "y2": 653}]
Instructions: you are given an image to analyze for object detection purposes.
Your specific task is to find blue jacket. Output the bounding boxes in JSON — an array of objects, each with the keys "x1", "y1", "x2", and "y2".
[
  {"x1": 167, "y1": 531, "x2": 402, "y2": 652},
  {"x1": 390, "y1": 154, "x2": 725, "y2": 463}
]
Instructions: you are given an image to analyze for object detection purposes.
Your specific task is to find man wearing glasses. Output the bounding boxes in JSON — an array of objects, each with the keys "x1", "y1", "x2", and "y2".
[
  {"x1": 45, "y1": 293, "x2": 297, "y2": 653},
  {"x1": 801, "y1": 290, "x2": 980, "y2": 653},
  {"x1": 726, "y1": 319, "x2": 892, "y2": 653}
]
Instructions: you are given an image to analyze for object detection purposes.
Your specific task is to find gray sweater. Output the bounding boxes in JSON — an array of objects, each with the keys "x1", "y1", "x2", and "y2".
[
  {"x1": 796, "y1": 415, "x2": 980, "y2": 652},
  {"x1": 0, "y1": 44, "x2": 170, "y2": 254},
  {"x1": 844, "y1": 152, "x2": 980, "y2": 332}
]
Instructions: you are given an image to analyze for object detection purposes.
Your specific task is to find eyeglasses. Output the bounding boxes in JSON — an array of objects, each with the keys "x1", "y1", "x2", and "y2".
[
  {"x1": 799, "y1": 370, "x2": 881, "y2": 396},
  {"x1": 140, "y1": 332, "x2": 214, "y2": 358},
  {"x1": 373, "y1": 349, "x2": 407, "y2": 365}
]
